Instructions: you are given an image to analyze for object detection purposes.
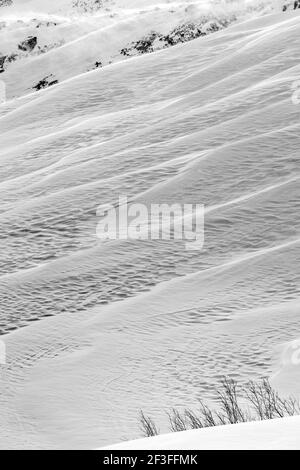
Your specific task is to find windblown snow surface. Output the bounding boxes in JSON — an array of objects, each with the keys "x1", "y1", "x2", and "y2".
[
  {"x1": 0, "y1": 0, "x2": 299, "y2": 450},
  {"x1": 104, "y1": 416, "x2": 300, "y2": 450}
]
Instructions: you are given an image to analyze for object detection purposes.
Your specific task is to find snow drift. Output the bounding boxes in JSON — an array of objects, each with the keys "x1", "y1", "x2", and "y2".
[
  {"x1": 0, "y1": 1, "x2": 299, "y2": 450},
  {"x1": 104, "y1": 416, "x2": 300, "y2": 450},
  {"x1": 0, "y1": 1, "x2": 283, "y2": 98}
]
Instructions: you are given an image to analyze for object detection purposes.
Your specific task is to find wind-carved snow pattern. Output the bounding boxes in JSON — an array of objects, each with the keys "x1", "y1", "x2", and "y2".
[
  {"x1": 0, "y1": 0, "x2": 280, "y2": 98},
  {"x1": 0, "y1": 0, "x2": 299, "y2": 451}
]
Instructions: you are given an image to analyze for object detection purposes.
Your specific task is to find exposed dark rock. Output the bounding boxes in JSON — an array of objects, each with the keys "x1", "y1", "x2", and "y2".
[
  {"x1": 282, "y1": 0, "x2": 300, "y2": 10},
  {"x1": 120, "y1": 47, "x2": 130, "y2": 57},
  {"x1": 36, "y1": 21, "x2": 58, "y2": 28},
  {"x1": 6, "y1": 53, "x2": 18, "y2": 63},
  {"x1": 133, "y1": 32, "x2": 159, "y2": 54},
  {"x1": 18, "y1": 36, "x2": 38, "y2": 52},
  {"x1": 88, "y1": 61, "x2": 103, "y2": 72},
  {"x1": 0, "y1": 55, "x2": 7, "y2": 73},
  {"x1": 37, "y1": 41, "x2": 65, "y2": 54},
  {"x1": 0, "y1": 0, "x2": 13, "y2": 7},
  {"x1": 0, "y1": 52, "x2": 18, "y2": 73},
  {"x1": 161, "y1": 23, "x2": 206, "y2": 47},
  {"x1": 32, "y1": 75, "x2": 58, "y2": 91},
  {"x1": 0, "y1": 39, "x2": 63, "y2": 75},
  {"x1": 120, "y1": 31, "x2": 162, "y2": 57},
  {"x1": 72, "y1": 0, "x2": 104, "y2": 13},
  {"x1": 119, "y1": 18, "x2": 235, "y2": 59}
]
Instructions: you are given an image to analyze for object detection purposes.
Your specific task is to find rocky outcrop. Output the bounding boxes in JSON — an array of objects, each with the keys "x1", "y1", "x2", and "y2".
[
  {"x1": 120, "y1": 18, "x2": 236, "y2": 58},
  {"x1": 72, "y1": 0, "x2": 104, "y2": 13},
  {"x1": 0, "y1": 52, "x2": 18, "y2": 73},
  {"x1": 0, "y1": 0, "x2": 13, "y2": 7},
  {"x1": 0, "y1": 37, "x2": 63, "y2": 75},
  {"x1": 32, "y1": 74, "x2": 58, "y2": 91},
  {"x1": 283, "y1": 0, "x2": 300, "y2": 10},
  {"x1": 0, "y1": 55, "x2": 6, "y2": 73},
  {"x1": 37, "y1": 41, "x2": 65, "y2": 54},
  {"x1": 18, "y1": 36, "x2": 38, "y2": 53}
]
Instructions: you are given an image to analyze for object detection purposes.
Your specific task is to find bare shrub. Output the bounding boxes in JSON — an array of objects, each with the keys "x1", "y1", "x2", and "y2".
[
  {"x1": 168, "y1": 408, "x2": 188, "y2": 433},
  {"x1": 245, "y1": 379, "x2": 300, "y2": 420},
  {"x1": 217, "y1": 377, "x2": 249, "y2": 424},
  {"x1": 139, "y1": 410, "x2": 159, "y2": 437},
  {"x1": 139, "y1": 378, "x2": 300, "y2": 437}
]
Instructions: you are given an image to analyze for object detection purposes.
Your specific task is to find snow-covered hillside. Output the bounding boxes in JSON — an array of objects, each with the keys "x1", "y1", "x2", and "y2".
[
  {"x1": 1, "y1": 1, "x2": 281, "y2": 98},
  {"x1": 0, "y1": 0, "x2": 299, "y2": 450}
]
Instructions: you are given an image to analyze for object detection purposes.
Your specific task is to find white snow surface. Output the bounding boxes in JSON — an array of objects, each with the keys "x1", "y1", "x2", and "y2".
[
  {"x1": 0, "y1": 1, "x2": 281, "y2": 98},
  {"x1": 104, "y1": 416, "x2": 300, "y2": 449},
  {"x1": 0, "y1": 0, "x2": 299, "y2": 450}
]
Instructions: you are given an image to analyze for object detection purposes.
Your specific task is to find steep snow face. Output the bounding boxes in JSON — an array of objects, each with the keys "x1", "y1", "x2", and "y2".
[
  {"x1": 0, "y1": 1, "x2": 281, "y2": 98},
  {"x1": 0, "y1": 7, "x2": 299, "y2": 449}
]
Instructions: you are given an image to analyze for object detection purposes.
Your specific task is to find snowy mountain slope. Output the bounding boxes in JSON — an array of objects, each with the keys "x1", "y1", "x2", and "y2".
[
  {"x1": 0, "y1": 1, "x2": 281, "y2": 98},
  {"x1": 0, "y1": 6, "x2": 299, "y2": 449},
  {"x1": 0, "y1": 10, "x2": 299, "y2": 320}
]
